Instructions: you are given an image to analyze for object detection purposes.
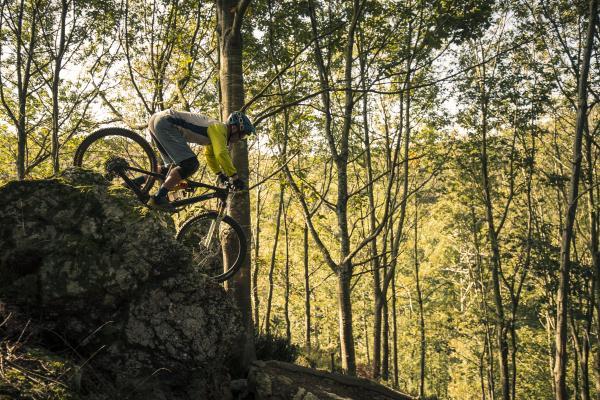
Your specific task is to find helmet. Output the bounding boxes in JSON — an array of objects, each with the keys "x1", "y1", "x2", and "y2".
[{"x1": 226, "y1": 111, "x2": 255, "y2": 135}]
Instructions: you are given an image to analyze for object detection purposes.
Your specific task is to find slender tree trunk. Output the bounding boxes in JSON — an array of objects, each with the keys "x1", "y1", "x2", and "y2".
[
  {"x1": 358, "y1": 26, "x2": 383, "y2": 380},
  {"x1": 581, "y1": 122, "x2": 597, "y2": 400},
  {"x1": 15, "y1": 0, "x2": 39, "y2": 180},
  {"x1": 51, "y1": 0, "x2": 68, "y2": 174},
  {"x1": 392, "y1": 272, "x2": 399, "y2": 387},
  {"x1": 363, "y1": 294, "x2": 371, "y2": 366},
  {"x1": 16, "y1": 0, "x2": 27, "y2": 180},
  {"x1": 265, "y1": 186, "x2": 284, "y2": 336},
  {"x1": 570, "y1": 311, "x2": 591, "y2": 400},
  {"x1": 216, "y1": 0, "x2": 255, "y2": 373},
  {"x1": 382, "y1": 297, "x2": 389, "y2": 380},
  {"x1": 364, "y1": 309, "x2": 370, "y2": 365},
  {"x1": 473, "y1": 204, "x2": 495, "y2": 400},
  {"x1": 555, "y1": 1, "x2": 598, "y2": 397},
  {"x1": 415, "y1": 200, "x2": 426, "y2": 398},
  {"x1": 283, "y1": 197, "x2": 291, "y2": 343},
  {"x1": 338, "y1": 264, "x2": 356, "y2": 374},
  {"x1": 373, "y1": 295, "x2": 383, "y2": 378},
  {"x1": 479, "y1": 66, "x2": 511, "y2": 400},
  {"x1": 253, "y1": 172, "x2": 261, "y2": 331},
  {"x1": 480, "y1": 344, "x2": 487, "y2": 400},
  {"x1": 303, "y1": 224, "x2": 312, "y2": 353},
  {"x1": 575, "y1": 339, "x2": 580, "y2": 400},
  {"x1": 585, "y1": 79, "x2": 600, "y2": 400}
]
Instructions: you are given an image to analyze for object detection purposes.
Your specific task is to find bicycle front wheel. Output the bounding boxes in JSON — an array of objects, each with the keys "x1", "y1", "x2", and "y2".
[
  {"x1": 73, "y1": 127, "x2": 158, "y2": 194},
  {"x1": 177, "y1": 211, "x2": 247, "y2": 282}
]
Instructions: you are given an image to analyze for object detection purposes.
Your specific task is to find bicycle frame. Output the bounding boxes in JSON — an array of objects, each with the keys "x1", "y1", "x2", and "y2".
[
  {"x1": 112, "y1": 165, "x2": 229, "y2": 209},
  {"x1": 114, "y1": 163, "x2": 231, "y2": 266}
]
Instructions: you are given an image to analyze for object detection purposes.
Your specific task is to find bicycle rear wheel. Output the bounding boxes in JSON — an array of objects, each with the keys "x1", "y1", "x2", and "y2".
[
  {"x1": 73, "y1": 127, "x2": 158, "y2": 194},
  {"x1": 177, "y1": 211, "x2": 247, "y2": 282}
]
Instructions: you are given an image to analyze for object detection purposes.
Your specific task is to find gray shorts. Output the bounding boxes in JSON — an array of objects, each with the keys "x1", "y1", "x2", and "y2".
[{"x1": 151, "y1": 111, "x2": 196, "y2": 165}]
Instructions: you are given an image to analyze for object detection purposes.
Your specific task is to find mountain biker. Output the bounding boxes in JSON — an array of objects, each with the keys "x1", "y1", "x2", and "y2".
[{"x1": 146, "y1": 109, "x2": 255, "y2": 210}]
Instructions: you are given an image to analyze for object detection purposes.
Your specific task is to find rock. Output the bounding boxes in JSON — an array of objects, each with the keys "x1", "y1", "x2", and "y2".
[
  {"x1": 0, "y1": 168, "x2": 242, "y2": 399},
  {"x1": 247, "y1": 360, "x2": 416, "y2": 400},
  {"x1": 231, "y1": 379, "x2": 248, "y2": 392}
]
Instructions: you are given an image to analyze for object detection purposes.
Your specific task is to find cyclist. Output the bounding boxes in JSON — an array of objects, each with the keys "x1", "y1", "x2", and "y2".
[{"x1": 146, "y1": 109, "x2": 255, "y2": 210}]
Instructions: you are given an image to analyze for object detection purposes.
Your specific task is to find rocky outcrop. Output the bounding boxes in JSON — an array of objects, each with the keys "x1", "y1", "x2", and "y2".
[
  {"x1": 247, "y1": 360, "x2": 417, "y2": 400},
  {"x1": 0, "y1": 168, "x2": 241, "y2": 399}
]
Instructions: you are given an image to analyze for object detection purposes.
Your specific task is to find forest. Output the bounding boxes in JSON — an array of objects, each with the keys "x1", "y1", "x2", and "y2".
[{"x1": 0, "y1": 0, "x2": 599, "y2": 399}]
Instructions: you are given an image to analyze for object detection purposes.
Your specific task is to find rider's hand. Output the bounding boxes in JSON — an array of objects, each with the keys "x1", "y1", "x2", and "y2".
[
  {"x1": 216, "y1": 172, "x2": 228, "y2": 186},
  {"x1": 232, "y1": 178, "x2": 246, "y2": 191}
]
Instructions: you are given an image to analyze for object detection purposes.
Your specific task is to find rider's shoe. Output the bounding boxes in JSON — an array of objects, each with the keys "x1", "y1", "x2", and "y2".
[{"x1": 147, "y1": 195, "x2": 175, "y2": 212}]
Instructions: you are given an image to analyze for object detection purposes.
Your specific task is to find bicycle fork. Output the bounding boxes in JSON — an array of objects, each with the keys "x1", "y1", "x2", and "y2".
[{"x1": 204, "y1": 200, "x2": 226, "y2": 248}]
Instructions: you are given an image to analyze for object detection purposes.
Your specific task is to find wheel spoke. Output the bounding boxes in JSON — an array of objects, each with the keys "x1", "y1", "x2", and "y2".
[{"x1": 177, "y1": 213, "x2": 244, "y2": 282}]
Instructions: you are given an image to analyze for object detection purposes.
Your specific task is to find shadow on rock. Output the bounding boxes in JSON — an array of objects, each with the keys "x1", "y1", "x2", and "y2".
[{"x1": 0, "y1": 167, "x2": 241, "y2": 400}]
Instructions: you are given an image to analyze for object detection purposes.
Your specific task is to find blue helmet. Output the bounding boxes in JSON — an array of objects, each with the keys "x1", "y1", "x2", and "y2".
[{"x1": 226, "y1": 111, "x2": 255, "y2": 135}]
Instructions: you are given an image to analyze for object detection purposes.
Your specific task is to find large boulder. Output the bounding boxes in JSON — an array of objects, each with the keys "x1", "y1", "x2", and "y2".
[
  {"x1": 247, "y1": 361, "x2": 417, "y2": 400},
  {"x1": 0, "y1": 168, "x2": 241, "y2": 399}
]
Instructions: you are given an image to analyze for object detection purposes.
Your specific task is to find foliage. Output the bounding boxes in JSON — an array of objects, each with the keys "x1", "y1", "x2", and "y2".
[{"x1": 254, "y1": 333, "x2": 300, "y2": 363}]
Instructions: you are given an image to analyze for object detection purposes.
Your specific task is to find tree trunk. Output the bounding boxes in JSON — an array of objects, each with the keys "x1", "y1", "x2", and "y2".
[
  {"x1": 358, "y1": 26, "x2": 383, "y2": 380},
  {"x1": 253, "y1": 171, "x2": 262, "y2": 331},
  {"x1": 382, "y1": 297, "x2": 389, "y2": 380},
  {"x1": 304, "y1": 224, "x2": 312, "y2": 353},
  {"x1": 555, "y1": 0, "x2": 598, "y2": 397},
  {"x1": 338, "y1": 264, "x2": 356, "y2": 375},
  {"x1": 584, "y1": 64, "x2": 600, "y2": 400},
  {"x1": 582, "y1": 121, "x2": 597, "y2": 400},
  {"x1": 415, "y1": 200, "x2": 426, "y2": 398},
  {"x1": 265, "y1": 186, "x2": 284, "y2": 336},
  {"x1": 479, "y1": 65, "x2": 511, "y2": 400},
  {"x1": 363, "y1": 294, "x2": 371, "y2": 366},
  {"x1": 216, "y1": 0, "x2": 255, "y2": 374},
  {"x1": 14, "y1": 0, "x2": 39, "y2": 180},
  {"x1": 51, "y1": 0, "x2": 68, "y2": 174},
  {"x1": 283, "y1": 197, "x2": 291, "y2": 343},
  {"x1": 391, "y1": 269, "x2": 399, "y2": 387},
  {"x1": 373, "y1": 295, "x2": 383, "y2": 378}
]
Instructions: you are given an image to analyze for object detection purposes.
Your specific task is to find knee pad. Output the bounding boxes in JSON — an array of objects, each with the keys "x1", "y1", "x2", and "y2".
[{"x1": 176, "y1": 156, "x2": 199, "y2": 179}]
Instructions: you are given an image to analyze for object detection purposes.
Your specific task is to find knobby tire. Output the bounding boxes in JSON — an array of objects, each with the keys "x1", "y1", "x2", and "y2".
[
  {"x1": 177, "y1": 211, "x2": 247, "y2": 282},
  {"x1": 73, "y1": 127, "x2": 158, "y2": 194}
]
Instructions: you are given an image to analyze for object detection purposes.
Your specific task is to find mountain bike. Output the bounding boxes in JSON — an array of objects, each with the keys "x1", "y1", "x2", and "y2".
[{"x1": 73, "y1": 127, "x2": 247, "y2": 282}]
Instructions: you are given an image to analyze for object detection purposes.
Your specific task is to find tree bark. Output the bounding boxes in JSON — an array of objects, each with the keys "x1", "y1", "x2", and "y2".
[
  {"x1": 253, "y1": 169, "x2": 262, "y2": 331},
  {"x1": 415, "y1": 200, "x2": 426, "y2": 398},
  {"x1": 283, "y1": 197, "x2": 291, "y2": 343},
  {"x1": 11, "y1": 0, "x2": 40, "y2": 180},
  {"x1": 304, "y1": 224, "x2": 312, "y2": 353},
  {"x1": 265, "y1": 186, "x2": 284, "y2": 336},
  {"x1": 584, "y1": 70, "x2": 600, "y2": 400},
  {"x1": 305, "y1": 0, "x2": 363, "y2": 375},
  {"x1": 382, "y1": 296, "x2": 389, "y2": 380},
  {"x1": 337, "y1": 264, "x2": 356, "y2": 374},
  {"x1": 554, "y1": 0, "x2": 598, "y2": 397},
  {"x1": 358, "y1": 26, "x2": 383, "y2": 380},
  {"x1": 51, "y1": 0, "x2": 68, "y2": 174},
  {"x1": 391, "y1": 270, "x2": 399, "y2": 388},
  {"x1": 479, "y1": 57, "x2": 511, "y2": 400},
  {"x1": 216, "y1": 0, "x2": 255, "y2": 374}
]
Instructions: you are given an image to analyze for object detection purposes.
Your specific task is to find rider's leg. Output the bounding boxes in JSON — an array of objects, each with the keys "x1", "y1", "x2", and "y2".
[
  {"x1": 161, "y1": 167, "x2": 183, "y2": 191},
  {"x1": 159, "y1": 157, "x2": 199, "y2": 190},
  {"x1": 150, "y1": 115, "x2": 197, "y2": 204}
]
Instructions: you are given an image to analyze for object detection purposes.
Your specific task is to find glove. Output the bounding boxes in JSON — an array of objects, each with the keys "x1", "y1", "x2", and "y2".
[
  {"x1": 232, "y1": 178, "x2": 246, "y2": 191},
  {"x1": 216, "y1": 172, "x2": 228, "y2": 186}
]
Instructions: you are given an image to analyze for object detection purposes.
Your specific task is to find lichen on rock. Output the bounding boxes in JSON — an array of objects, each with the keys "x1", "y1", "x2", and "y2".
[{"x1": 0, "y1": 167, "x2": 241, "y2": 399}]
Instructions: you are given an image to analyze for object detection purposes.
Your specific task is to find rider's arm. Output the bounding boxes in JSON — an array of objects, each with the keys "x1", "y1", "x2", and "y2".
[
  {"x1": 204, "y1": 145, "x2": 221, "y2": 174},
  {"x1": 206, "y1": 123, "x2": 237, "y2": 177}
]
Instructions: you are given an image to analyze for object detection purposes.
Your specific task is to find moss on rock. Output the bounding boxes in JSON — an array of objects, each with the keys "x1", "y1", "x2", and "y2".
[{"x1": 0, "y1": 168, "x2": 242, "y2": 399}]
